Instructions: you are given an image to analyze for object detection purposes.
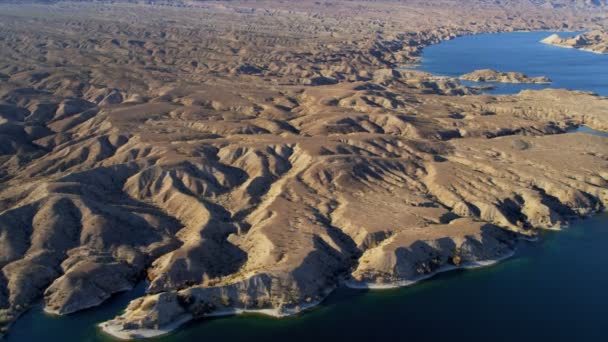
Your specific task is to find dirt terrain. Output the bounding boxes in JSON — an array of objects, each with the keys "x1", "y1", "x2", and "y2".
[{"x1": 0, "y1": 0, "x2": 607, "y2": 338}]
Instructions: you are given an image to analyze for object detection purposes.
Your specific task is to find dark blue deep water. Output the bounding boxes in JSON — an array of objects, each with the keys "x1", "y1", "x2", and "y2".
[
  {"x1": 417, "y1": 31, "x2": 608, "y2": 95},
  {"x1": 7, "y1": 32, "x2": 608, "y2": 342}
]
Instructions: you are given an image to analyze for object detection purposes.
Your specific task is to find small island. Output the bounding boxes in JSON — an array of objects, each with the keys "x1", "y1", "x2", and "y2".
[
  {"x1": 541, "y1": 30, "x2": 608, "y2": 54},
  {"x1": 459, "y1": 69, "x2": 551, "y2": 83}
]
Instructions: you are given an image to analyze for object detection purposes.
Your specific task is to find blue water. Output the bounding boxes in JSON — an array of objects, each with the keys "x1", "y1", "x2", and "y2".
[
  {"x1": 416, "y1": 31, "x2": 608, "y2": 95},
  {"x1": 6, "y1": 32, "x2": 608, "y2": 342},
  {"x1": 570, "y1": 125, "x2": 608, "y2": 138}
]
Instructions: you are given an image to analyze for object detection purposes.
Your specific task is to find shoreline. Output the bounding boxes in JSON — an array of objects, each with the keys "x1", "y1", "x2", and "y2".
[
  {"x1": 344, "y1": 250, "x2": 517, "y2": 290},
  {"x1": 98, "y1": 300, "x2": 324, "y2": 340},
  {"x1": 541, "y1": 41, "x2": 605, "y2": 55},
  {"x1": 98, "y1": 250, "x2": 520, "y2": 340},
  {"x1": 404, "y1": 30, "x2": 592, "y2": 93},
  {"x1": 44, "y1": 284, "x2": 136, "y2": 316},
  {"x1": 539, "y1": 31, "x2": 606, "y2": 55},
  {"x1": 97, "y1": 215, "x2": 608, "y2": 340},
  {"x1": 402, "y1": 29, "x2": 584, "y2": 67},
  {"x1": 98, "y1": 250, "x2": 517, "y2": 340},
  {"x1": 101, "y1": 214, "x2": 608, "y2": 340},
  {"x1": 99, "y1": 314, "x2": 194, "y2": 340}
]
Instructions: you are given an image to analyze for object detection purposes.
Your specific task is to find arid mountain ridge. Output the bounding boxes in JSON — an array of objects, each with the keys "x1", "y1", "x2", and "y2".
[{"x1": 0, "y1": 0, "x2": 607, "y2": 339}]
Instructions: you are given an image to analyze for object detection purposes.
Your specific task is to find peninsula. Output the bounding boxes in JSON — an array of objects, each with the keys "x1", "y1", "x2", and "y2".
[
  {"x1": 460, "y1": 69, "x2": 551, "y2": 84},
  {"x1": 542, "y1": 30, "x2": 608, "y2": 54}
]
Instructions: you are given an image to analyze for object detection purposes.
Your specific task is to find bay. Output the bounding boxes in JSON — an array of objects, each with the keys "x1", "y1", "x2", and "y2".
[{"x1": 416, "y1": 31, "x2": 608, "y2": 95}]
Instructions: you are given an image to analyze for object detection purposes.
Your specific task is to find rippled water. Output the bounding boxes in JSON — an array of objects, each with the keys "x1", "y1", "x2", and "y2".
[{"x1": 8, "y1": 32, "x2": 608, "y2": 342}]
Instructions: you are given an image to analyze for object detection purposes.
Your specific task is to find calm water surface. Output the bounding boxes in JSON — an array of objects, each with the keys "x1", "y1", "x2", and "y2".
[
  {"x1": 8, "y1": 32, "x2": 608, "y2": 342},
  {"x1": 416, "y1": 31, "x2": 608, "y2": 95},
  {"x1": 570, "y1": 125, "x2": 608, "y2": 138}
]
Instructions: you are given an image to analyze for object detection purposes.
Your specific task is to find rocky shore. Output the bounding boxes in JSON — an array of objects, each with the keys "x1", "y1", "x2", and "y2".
[
  {"x1": 541, "y1": 30, "x2": 608, "y2": 54},
  {"x1": 459, "y1": 69, "x2": 551, "y2": 84},
  {"x1": 345, "y1": 250, "x2": 517, "y2": 290}
]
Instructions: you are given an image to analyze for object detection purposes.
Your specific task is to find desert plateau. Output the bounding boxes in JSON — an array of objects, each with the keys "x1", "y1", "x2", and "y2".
[{"x1": 0, "y1": 0, "x2": 607, "y2": 341}]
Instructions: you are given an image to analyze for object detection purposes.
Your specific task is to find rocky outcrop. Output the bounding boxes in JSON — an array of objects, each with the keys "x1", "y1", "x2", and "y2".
[
  {"x1": 99, "y1": 273, "x2": 327, "y2": 339},
  {"x1": 349, "y1": 219, "x2": 517, "y2": 288},
  {"x1": 460, "y1": 69, "x2": 551, "y2": 84},
  {"x1": 541, "y1": 30, "x2": 608, "y2": 54}
]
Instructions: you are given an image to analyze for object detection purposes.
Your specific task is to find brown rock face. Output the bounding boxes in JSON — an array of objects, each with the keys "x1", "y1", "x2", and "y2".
[
  {"x1": 0, "y1": 0, "x2": 607, "y2": 339},
  {"x1": 460, "y1": 69, "x2": 551, "y2": 84},
  {"x1": 541, "y1": 30, "x2": 608, "y2": 54}
]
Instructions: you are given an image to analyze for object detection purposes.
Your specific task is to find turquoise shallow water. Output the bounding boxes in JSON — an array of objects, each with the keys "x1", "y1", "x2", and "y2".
[
  {"x1": 7, "y1": 32, "x2": 608, "y2": 342},
  {"x1": 416, "y1": 31, "x2": 608, "y2": 95}
]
